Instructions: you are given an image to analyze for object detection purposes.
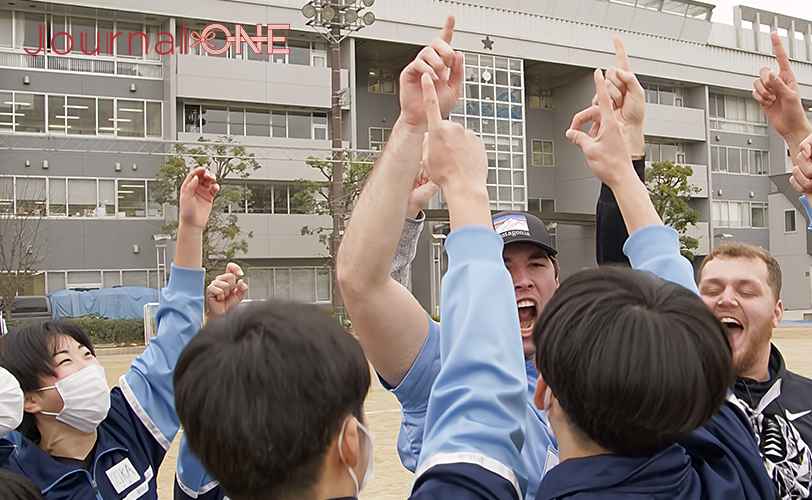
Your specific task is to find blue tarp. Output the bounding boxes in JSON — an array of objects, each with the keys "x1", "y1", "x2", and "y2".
[{"x1": 47, "y1": 287, "x2": 159, "y2": 320}]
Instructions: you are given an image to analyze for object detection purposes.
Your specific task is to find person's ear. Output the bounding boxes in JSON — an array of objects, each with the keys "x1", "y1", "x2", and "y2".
[
  {"x1": 533, "y1": 376, "x2": 548, "y2": 410},
  {"x1": 773, "y1": 299, "x2": 784, "y2": 328},
  {"x1": 338, "y1": 416, "x2": 361, "y2": 468},
  {"x1": 24, "y1": 392, "x2": 43, "y2": 414}
]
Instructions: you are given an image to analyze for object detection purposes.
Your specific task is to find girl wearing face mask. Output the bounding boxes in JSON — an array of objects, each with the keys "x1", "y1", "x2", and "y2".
[{"x1": 0, "y1": 167, "x2": 218, "y2": 500}]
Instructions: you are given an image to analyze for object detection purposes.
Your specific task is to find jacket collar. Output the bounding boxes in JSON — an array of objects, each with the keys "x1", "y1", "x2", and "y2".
[
  {"x1": 7, "y1": 424, "x2": 127, "y2": 493},
  {"x1": 535, "y1": 444, "x2": 692, "y2": 500}
]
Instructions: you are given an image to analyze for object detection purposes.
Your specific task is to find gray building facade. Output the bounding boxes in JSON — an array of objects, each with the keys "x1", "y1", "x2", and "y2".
[{"x1": 2, "y1": 0, "x2": 812, "y2": 312}]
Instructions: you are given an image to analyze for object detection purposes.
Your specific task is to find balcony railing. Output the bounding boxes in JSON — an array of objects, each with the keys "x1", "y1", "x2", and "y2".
[{"x1": 0, "y1": 48, "x2": 162, "y2": 79}]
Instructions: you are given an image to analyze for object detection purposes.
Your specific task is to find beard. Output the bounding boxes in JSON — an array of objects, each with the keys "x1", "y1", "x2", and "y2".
[{"x1": 732, "y1": 323, "x2": 772, "y2": 379}]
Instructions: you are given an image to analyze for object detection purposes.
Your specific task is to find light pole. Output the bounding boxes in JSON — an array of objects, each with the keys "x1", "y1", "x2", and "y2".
[{"x1": 302, "y1": 0, "x2": 375, "y2": 323}]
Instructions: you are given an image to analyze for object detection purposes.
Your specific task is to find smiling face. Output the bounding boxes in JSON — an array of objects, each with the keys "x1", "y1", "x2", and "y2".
[
  {"x1": 26, "y1": 335, "x2": 101, "y2": 415},
  {"x1": 502, "y1": 243, "x2": 559, "y2": 356},
  {"x1": 698, "y1": 256, "x2": 782, "y2": 381}
]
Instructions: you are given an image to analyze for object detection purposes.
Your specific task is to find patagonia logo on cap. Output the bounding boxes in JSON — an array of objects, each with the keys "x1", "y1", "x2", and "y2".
[{"x1": 493, "y1": 214, "x2": 530, "y2": 237}]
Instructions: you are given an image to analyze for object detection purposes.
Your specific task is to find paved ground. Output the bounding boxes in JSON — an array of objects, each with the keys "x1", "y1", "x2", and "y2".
[{"x1": 98, "y1": 326, "x2": 812, "y2": 499}]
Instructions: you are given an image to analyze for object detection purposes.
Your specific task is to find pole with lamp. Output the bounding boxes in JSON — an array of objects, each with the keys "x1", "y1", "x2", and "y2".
[{"x1": 302, "y1": 0, "x2": 375, "y2": 323}]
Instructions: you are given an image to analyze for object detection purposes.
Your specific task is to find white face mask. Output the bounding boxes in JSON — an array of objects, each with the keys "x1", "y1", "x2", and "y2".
[
  {"x1": 0, "y1": 368, "x2": 24, "y2": 438},
  {"x1": 338, "y1": 416, "x2": 376, "y2": 496},
  {"x1": 38, "y1": 364, "x2": 110, "y2": 434}
]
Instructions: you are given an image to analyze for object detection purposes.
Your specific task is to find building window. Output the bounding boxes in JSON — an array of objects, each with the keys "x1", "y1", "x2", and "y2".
[
  {"x1": 369, "y1": 68, "x2": 396, "y2": 94},
  {"x1": 452, "y1": 53, "x2": 525, "y2": 210},
  {"x1": 531, "y1": 140, "x2": 554, "y2": 166},
  {"x1": 709, "y1": 93, "x2": 768, "y2": 135},
  {"x1": 710, "y1": 146, "x2": 768, "y2": 175},
  {"x1": 527, "y1": 198, "x2": 555, "y2": 212},
  {"x1": 0, "y1": 91, "x2": 160, "y2": 137},
  {"x1": 182, "y1": 103, "x2": 327, "y2": 139},
  {"x1": 0, "y1": 176, "x2": 163, "y2": 219},
  {"x1": 642, "y1": 83, "x2": 683, "y2": 107},
  {"x1": 645, "y1": 141, "x2": 686, "y2": 164},
  {"x1": 713, "y1": 201, "x2": 768, "y2": 228},
  {"x1": 369, "y1": 127, "x2": 391, "y2": 151},
  {"x1": 785, "y1": 209, "x2": 797, "y2": 233},
  {"x1": 245, "y1": 266, "x2": 331, "y2": 303},
  {"x1": 528, "y1": 86, "x2": 552, "y2": 109},
  {"x1": 226, "y1": 182, "x2": 310, "y2": 215}
]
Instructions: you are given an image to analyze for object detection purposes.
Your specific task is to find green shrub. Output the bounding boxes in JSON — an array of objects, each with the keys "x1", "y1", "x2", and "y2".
[
  {"x1": 6, "y1": 315, "x2": 144, "y2": 346},
  {"x1": 66, "y1": 314, "x2": 144, "y2": 346}
]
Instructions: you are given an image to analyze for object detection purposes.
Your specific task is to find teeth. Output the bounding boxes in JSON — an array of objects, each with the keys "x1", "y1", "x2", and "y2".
[
  {"x1": 720, "y1": 317, "x2": 742, "y2": 326},
  {"x1": 517, "y1": 300, "x2": 535, "y2": 308}
]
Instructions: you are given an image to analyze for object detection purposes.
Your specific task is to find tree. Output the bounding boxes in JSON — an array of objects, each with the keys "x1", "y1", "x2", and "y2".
[
  {"x1": 0, "y1": 178, "x2": 50, "y2": 321},
  {"x1": 294, "y1": 153, "x2": 374, "y2": 314},
  {"x1": 153, "y1": 136, "x2": 260, "y2": 278},
  {"x1": 646, "y1": 161, "x2": 701, "y2": 260}
]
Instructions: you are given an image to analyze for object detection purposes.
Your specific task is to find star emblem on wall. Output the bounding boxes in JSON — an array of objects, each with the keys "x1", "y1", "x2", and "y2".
[{"x1": 482, "y1": 36, "x2": 494, "y2": 50}]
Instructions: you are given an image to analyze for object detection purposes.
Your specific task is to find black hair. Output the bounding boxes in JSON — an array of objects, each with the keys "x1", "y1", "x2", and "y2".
[
  {"x1": 533, "y1": 267, "x2": 734, "y2": 456},
  {"x1": 0, "y1": 321, "x2": 95, "y2": 442},
  {"x1": 0, "y1": 468, "x2": 45, "y2": 499},
  {"x1": 174, "y1": 300, "x2": 371, "y2": 500}
]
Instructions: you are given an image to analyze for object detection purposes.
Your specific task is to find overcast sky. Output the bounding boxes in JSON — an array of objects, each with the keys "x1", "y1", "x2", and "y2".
[{"x1": 710, "y1": 0, "x2": 808, "y2": 25}]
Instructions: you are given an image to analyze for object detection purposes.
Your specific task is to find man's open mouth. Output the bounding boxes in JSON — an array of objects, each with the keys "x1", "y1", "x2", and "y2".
[
  {"x1": 720, "y1": 317, "x2": 744, "y2": 341},
  {"x1": 518, "y1": 300, "x2": 538, "y2": 336}
]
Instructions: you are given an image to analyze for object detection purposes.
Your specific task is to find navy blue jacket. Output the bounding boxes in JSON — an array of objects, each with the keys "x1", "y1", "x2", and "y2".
[
  {"x1": 1, "y1": 265, "x2": 205, "y2": 500},
  {"x1": 536, "y1": 401, "x2": 777, "y2": 500}
]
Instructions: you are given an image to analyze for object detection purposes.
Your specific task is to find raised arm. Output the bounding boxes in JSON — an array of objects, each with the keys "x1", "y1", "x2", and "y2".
[
  {"x1": 120, "y1": 167, "x2": 217, "y2": 451},
  {"x1": 411, "y1": 72, "x2": 527, "y2": 500},
  {"x1": 568, "y1": 70, "x2": 697, "y2": 295},
  {"x1": 593, "y1": 37, "x2": 647, "y2": 266},
  {"x1": 753, "y1": 32, "x2": 812, "y2": 163},
  {"x1": 337, "y1": 15, "x2": 462, "y2": 386},
  {"x1": 175, "y1": 262, "x2": 247, "y2": 500}
]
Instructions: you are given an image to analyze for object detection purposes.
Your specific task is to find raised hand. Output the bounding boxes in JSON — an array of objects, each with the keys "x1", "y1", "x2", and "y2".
[
  {"x1": 407, "y1": 169, "x2": 439, "y2": 219},
  {"x1": 753, "y1": 32, "x2": 812, "y2": 158},
  {"x1": 566, "y1": 69, "x2": 637, "y2": 189},
  {"x1": 592, "y1": 37, "x2": 646, "y2": 157},
  {"x1": 421, "y1": 73, "x2": 490, "y2": 229},
  {"x1": 398, "y1": 15, "x2": 464, "y2": 132},
  {"x1": 206, "y1": 262, "x2": 248, "y2": 321},
  {"x1": 178, "y1": 167, "x2": 219, "y2": 231}
]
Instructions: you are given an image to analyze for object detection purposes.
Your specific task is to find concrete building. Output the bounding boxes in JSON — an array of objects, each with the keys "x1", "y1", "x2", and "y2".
[{"x1": 1, "y1": 0, "x2": 812, "y2": 313}]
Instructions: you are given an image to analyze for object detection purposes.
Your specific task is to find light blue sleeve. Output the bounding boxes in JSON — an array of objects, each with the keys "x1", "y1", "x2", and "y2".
[
  {"x1": 800, "y1": 196, "x2": 812, "y2": 232},
  {"x1": 120, "y1": 264, "x2": 205, "y2": 450},
  {"x1": 414, "y1": 225, "x2": 528, "y2": 499},
  {"x1": 623, "y1": 224, "x2": 699, "y2": 296},
  {"x1": 382, "y1": 315, "x2": 441, "y2": 472},
  {"x1": 175, "y1": 435, "x2": 221, "y2": 499}
]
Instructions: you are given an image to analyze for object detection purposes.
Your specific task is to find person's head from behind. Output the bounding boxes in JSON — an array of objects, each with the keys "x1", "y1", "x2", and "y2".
[
  {"x1": 0, "y1": 321, "x2": 108, "y2": 443},
  {"x1": 533, "y1": 267, "x2": 734, "y2": 458},
  {"x1": 174, "y1": 301, "x2": 372, "y2": 500},
  {"x1": 494, "y1": 211, "x2": 560, "y2": 356},
  {"x1": 698, "y1": 241, "x2": 782, "y2": 380},
  {"x1": 0, "y1": 469, "x2": 44, "y2": 500}
]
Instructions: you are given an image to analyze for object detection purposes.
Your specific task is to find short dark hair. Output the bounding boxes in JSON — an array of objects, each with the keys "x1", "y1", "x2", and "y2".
[
  {"x1": 174, "y1": 301, "x2": 370, "y2": 500},
  {"x1": 0, "y1": 469, "x2": 44, "y2": 500},
  {"x1": 0, "y1": 321, "x2": 95, "y2": 442},
  {"x1": 533, "y1": 267, "x2": 734, "y2": 455}
]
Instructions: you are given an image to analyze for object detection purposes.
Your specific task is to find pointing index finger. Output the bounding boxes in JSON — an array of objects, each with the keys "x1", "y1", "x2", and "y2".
[
  {"x1": 594, "y1": 69, "x2": 613, "y2": 120},
  {"x1": 613, "y1": 36, "x2": 631, "y2": 73},
  {"x1": 439, "y1": 14, "x2": 455, "y2": 44},
  {"x1": 422, "y1": 72, "x2": 443, "y2": 129},
  {"x1": 771, "y1": 32, "x2": 791, "y2": 73}
]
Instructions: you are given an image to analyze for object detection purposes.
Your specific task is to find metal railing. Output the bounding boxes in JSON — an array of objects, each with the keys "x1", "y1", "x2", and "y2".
[{"x1": 0, "y1": 48, "x2": 162, "y2": 79}]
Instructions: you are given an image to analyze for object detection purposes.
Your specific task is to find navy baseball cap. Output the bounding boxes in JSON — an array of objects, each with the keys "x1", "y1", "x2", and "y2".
[{"x1": 492, "y1": 211, "x2": 557, "y2": 256}]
